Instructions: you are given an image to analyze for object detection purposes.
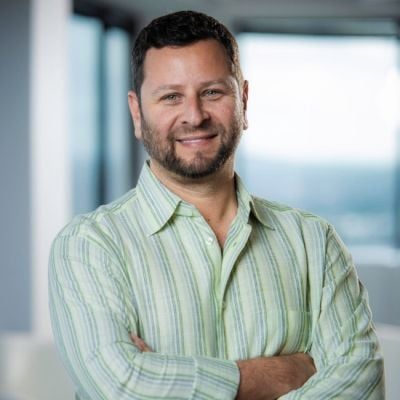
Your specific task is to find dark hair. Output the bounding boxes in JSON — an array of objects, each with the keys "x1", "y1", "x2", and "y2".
[{"x1": 131, "y1": 10, "x2": 243, "y2": 95}]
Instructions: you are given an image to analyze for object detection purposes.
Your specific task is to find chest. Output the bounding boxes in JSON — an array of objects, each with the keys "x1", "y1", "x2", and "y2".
[{"x1": 124, "y1": 219, "x2": 316, "y2": 360}]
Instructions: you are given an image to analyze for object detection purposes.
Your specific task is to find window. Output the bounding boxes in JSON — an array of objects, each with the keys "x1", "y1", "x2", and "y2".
[
  {"x1": 104, "y1": 28, "x2": 132, "y2": 203},
  {"x1": 69, "y1": 12, "x2": 136, "y2": 215},
  {"x1": 70, "y1": 15, "x2": 102, "y2": 214},
  {"x1": 237, "y1": 33, "x2": 400, "y2": 258}
]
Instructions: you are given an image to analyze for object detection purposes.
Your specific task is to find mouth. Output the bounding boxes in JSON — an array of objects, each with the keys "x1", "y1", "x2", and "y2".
[{"x1": 176, "y1": 133, "x2": 218, "y2": 145}]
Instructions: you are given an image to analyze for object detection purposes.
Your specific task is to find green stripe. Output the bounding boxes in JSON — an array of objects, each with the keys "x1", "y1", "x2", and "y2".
[{"x1": 49, "y1": 162, "x2": 384, "y2": 399}]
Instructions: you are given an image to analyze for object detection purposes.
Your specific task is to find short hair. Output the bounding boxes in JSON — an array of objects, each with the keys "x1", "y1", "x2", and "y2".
[{"x1": 131, "y1": 10, "x2": 243, "y2": 95}]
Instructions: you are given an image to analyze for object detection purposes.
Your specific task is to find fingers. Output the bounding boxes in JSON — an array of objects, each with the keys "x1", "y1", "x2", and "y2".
[
  {"x1": 130, "y1": 333, "x2": 153, "y2": 352},
  {"x1": 294, "y1": 353, "x2": 316, "y2": 374}
]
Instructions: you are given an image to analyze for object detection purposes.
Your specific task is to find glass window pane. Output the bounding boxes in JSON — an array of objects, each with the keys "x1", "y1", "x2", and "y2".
[
  {"x1": 237, "y1": 34, "x2": 399, "y2": 247},
  {"x1": 70, "y1": 15, "x2": 102, "y2": 214},
  {"x1": 104, "y1": 27, "x2": 132, "y2": 203}
]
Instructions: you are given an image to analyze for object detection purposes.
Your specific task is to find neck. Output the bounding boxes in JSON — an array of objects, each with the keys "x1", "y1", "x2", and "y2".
[{"x1": 149, "y1": 159, "x2": 238, "y2": 246}]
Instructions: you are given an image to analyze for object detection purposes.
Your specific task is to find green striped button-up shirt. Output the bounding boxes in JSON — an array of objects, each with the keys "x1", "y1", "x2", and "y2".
[{"x1": 49, "y1": 162, "x2": 384, "y2": 399}]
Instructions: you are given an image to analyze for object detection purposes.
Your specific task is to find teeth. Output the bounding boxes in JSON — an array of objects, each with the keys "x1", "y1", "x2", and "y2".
[{"x1": 182, "y1": 138, "x2": 204, "y2": 142}]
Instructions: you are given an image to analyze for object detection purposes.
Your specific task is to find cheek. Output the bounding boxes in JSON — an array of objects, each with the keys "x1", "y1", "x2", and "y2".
[
  {"x1": 216, "y1": 105, "x2": 241, "y2": 128},
  {"x1": 217, "y1": 98, "x2": 241, "y2": 119},
  {"x1": 145, "y1": 107, "x2": 179, "y2": 135}
]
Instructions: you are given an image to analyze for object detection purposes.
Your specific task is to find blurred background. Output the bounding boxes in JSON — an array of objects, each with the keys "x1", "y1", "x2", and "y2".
[{"x1": 1, "y1": 0, "x2": 400, "y2": 398}]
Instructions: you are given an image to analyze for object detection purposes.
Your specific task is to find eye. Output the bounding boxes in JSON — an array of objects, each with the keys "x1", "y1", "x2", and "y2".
[
  {"x1": 160, "y1": 93, "x2": 181, "y2": 103},
  {"x1": 203, "y1": 89, "x2": 223, "y2": 99}
]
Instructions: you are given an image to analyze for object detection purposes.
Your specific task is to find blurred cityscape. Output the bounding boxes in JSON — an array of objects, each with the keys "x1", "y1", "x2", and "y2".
[{"x1": 238, "y1": 159, "x2": 395, "y2": 246}]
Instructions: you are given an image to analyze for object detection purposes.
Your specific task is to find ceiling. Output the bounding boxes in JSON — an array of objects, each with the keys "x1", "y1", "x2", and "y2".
[
  {"x1": 75, "y1": 0, "x2": 400, "y2": 36},
  {"x1": 90, "y1": 0, "x2": 400, "y2": 25}
]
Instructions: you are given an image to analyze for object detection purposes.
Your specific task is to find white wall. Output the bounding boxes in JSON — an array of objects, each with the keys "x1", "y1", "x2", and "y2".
[
  {"x1": 377, "y1": 324, "x2": 400, "y2": 400},
  {"x1": 30, "y1": 0, "x2": 72, "y2": 340},
  {"x1": 357, "y1": 265, "x2": 400, "y2": 326},
  {"x1": 0, "y1": 335, "x2": 75, "y2": 400}
]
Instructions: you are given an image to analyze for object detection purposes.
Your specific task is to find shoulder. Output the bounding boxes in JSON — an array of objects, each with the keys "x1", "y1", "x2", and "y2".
[
  {"x1": 52, "y1": 187, "x2": 141, "y2": 254},
  {"x1": 250, "y1": 197, "x2": 352, "y2": 282},
  {"x1": 250, "y1": 195, "x2": 340, "y2": 253},
  {"x1": 252, "y1": 196, "x2": 351, "y2": 258},
  {"x1": 252, "y1": 195, "x2": 329, "y2": 229}
]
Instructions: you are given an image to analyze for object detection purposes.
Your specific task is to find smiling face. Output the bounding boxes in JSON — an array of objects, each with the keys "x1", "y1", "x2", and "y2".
[{"x1": 128, "y1": 39, "x2": 248, "y2": 180}]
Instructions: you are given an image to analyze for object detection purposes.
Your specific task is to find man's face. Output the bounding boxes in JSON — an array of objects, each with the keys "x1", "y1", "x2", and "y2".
[{"x1": 128, "y1": 39, "x2": 248, "y2": 179}]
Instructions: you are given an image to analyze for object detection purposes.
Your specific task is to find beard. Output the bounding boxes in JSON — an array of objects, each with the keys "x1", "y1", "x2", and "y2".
[{"x1": 140, "y1": 111, "x2": 243, "y2": 179}]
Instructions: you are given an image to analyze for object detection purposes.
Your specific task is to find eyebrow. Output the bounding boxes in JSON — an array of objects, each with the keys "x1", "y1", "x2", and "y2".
[{"x1": 151, "y1": 78, "x2": 235, "y2": 97}]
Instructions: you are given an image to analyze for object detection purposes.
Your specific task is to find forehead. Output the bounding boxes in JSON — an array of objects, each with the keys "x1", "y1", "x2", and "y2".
[{"x1": 141, "y1": 39, "x2": 233, "y2": 89}]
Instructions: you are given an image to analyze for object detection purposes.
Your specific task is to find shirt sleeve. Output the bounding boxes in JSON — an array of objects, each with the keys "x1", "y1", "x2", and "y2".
[
  {"x1": 48, "y1": 223, "x2": 240, "y2": 400},
  {"x1": 280, "y1": 225, "x2": 385, "y2": 399}
]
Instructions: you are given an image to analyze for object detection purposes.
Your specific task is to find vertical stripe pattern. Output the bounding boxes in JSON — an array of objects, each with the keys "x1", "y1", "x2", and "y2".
[{"x1": 49, "y1": 163, "x2": 384, "y2": 399}]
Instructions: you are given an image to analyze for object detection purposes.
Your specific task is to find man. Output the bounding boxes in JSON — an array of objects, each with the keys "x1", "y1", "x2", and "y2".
[{"x1": 49, "y1": 10, "x2": 384, "y2": 399}]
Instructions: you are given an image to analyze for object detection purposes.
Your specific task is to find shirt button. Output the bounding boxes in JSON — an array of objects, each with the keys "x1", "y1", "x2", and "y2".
[{"x1": 206, "y1": 236, "x2": 214, "y2": 245}]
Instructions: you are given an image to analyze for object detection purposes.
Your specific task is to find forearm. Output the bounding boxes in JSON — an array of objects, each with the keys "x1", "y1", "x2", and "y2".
[
  {"x1": 236, "y1": 353, "x2": 316, "y2": 400},
  {"x1": 132, "y1": 336, "x2": 316, "y2": 400}
]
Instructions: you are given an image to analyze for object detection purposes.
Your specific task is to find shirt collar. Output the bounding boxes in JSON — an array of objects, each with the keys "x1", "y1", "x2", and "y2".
[
  {"x1": 137, "y1": 162, "x2": 183, "y2": 236},
  {"x1": 235, "y1": 174, "x2": 275, "y2": 230},
  {"x1": 137, "y1": 162, "x2": 275, "y2": 236}
]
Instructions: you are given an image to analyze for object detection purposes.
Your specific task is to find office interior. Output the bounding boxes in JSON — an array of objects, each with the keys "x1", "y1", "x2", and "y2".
[{"x1": 1, "y1": 0, "x2": 400, "y2": 398}]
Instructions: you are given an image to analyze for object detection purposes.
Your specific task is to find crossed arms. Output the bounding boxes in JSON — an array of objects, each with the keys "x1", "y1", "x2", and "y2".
[{"x1": 133, "y1": 334, "x2": 316, "y2": 399}]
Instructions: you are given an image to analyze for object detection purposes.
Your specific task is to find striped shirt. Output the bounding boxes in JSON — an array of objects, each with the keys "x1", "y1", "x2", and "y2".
[{"x1": 49, "y1": 162, "x2": 384, "y2": 399}]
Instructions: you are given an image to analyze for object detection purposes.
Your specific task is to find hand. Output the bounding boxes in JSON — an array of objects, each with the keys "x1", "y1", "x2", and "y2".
[
  {"x1": 236, "y1": 353, "x2": 316, "y2": 400},
  {"x1": 130, "y1": 333, "x2": 153, "y2": 352}
]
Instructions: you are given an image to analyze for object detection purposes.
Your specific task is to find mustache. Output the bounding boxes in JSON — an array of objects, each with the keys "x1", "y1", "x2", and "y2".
[
  {"x1": 169, "y1": 121, "x2": 225, "y2": 138},
  {"x1": 176, "y1": 119, "x2": 214, "y2": 133}
]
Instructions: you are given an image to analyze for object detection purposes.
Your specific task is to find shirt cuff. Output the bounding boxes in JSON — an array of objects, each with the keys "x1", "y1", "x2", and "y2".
[{"x1": 192, "y1": 356, "x2": 240, "y2": 399}]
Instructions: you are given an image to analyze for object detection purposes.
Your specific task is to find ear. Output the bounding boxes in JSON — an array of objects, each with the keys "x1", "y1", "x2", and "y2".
[
  {"x1": 242, "y1": 80, "x2": 249, "y2": 131},
  {"x1": 128, "y1": 90, "x2": 143, "y2": 140}
]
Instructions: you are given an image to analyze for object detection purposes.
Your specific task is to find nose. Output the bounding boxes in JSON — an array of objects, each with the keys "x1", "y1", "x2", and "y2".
[{"x1": 181, "y1": 96, "x2": 210, "y2": 127}]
